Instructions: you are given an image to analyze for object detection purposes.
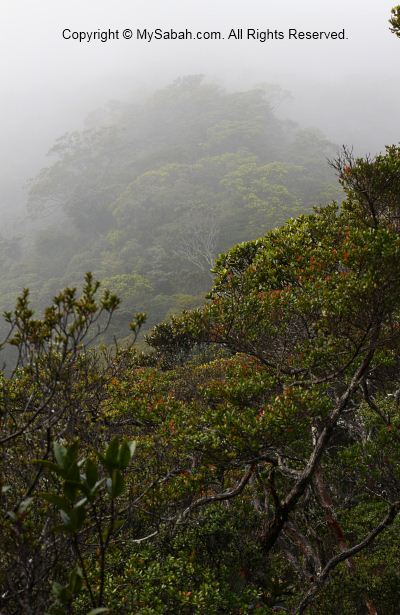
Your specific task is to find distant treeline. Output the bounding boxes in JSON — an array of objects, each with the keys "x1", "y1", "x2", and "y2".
[{"x1": 0, "y1": 76, "x2": 341, "y2": 344}]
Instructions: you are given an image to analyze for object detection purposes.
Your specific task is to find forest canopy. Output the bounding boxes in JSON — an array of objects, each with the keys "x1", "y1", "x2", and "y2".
[
  {"x1": 0, "y1": 77, "x2": 340, "y2": 343},
  {"x1": 1, "y1": 144, "x2": 400, "y2": 613},
  {"x1": 1, "y1": 9, "x2": 400, "y2": 614}
]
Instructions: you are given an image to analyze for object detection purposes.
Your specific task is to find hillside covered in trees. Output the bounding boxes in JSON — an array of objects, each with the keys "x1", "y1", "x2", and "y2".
[
  {"x1": 1, "y1": 7, "x2": 400, "y2": 614},
  {"x1": 0, "y1": 77, "x2": 340, "y2": 340},
  {"x1": 2, "y1": 144, "x2": 400, "y2": 614}
]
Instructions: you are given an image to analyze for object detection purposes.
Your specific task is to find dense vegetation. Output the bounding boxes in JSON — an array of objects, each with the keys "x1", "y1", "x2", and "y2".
[
  {"x1": 2, "y1": 144, "x2": 400, "y2": 613},
  {"x1": 0, "y1": 76, "x2": 340, "y2": 341},
  {"x1": 1, "y1": 9, "x2": 400, "y2": 614}
]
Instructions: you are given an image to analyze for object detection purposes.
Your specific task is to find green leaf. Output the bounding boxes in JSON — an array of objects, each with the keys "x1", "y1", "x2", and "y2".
[
  {"x1": 85, "y1": 458, "x2": 98, "y2": 488},
  {"x1": 53, "y1": 442, "x2": 67, "y2": 469},
  {"x1": 63, "y1": 479, "x2": 80, "y2": 502},
  {"x1": 35, "y1": 459, "x2": 63, "y2": 475},
  {"x1": 104, "y1": 437, "x2": 120, "y2": 470},
  {"x1": 89, "y1": 478, "x2": 106, "y2": 499},
  {"x1": 86, "y1": 609, "x2": 110, "y2": 615},
  {"x1": 118, "y1": 440, "x2": 135, "y2": 469},
  {"x1": 69, "y1": 566, "x2": 83, "y2": 593},
  {"x1": 71, "y1": 505, "x2": 86, "y2": 531},
  {"x1": 64, "y1": 442, "x2": 80, "y2": 470},
  {"x1": 41, "y1": 493, "x2": 71, "y2": 512},
  {"x1": 51, "y1": 581, "x2": 64, "y2": 599},
  {"x1": 106, "y1": 470, "x2": 124, "y2": 498},
  {"x1": 59, "y1": 504, "x2": 86, "y2": 533}
]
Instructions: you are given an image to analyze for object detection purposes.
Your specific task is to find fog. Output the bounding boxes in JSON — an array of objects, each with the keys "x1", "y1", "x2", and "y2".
[
  {"x1": 1, "y1": 0, "x2": 399, "y2": 223},
  {"x1": 1, "y1": 4, "x2": 400, "y2": 609}
]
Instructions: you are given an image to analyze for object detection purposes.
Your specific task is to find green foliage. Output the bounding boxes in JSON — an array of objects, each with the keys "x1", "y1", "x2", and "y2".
[
  {"x1": 2, "y1": 148, "x2": 400, "y2": 613},
  {"x1": 390, "y1": 5, "x2": 400, "y2": 37},
  {"x1": 0, "y1": 78, "x2": 340, "y2": 346},
  {"x1": 2, "y1": 50, "x2": 400, "y2": 612},
  {"x1": 0, "y1": 275, "x2": 144, "y2": 614},
  {"x1": 142, "y1": 146, "x2": 400, "y2": 612},
  {"x1": 40, "y1": 439, "x2": 135, "y2": 612}
]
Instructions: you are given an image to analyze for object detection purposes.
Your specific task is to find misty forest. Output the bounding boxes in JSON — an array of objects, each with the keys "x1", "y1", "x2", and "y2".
[{"x1": 1, "y1": 6, "x2": 400, "y2": 615}]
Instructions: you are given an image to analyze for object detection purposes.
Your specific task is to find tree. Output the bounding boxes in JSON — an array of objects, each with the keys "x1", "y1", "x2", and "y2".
[
  {"x1": 0, "y1": 274, "x2": 145, "y2": 614},
  {"x1": 1, "y1": 11, "x2": 399, "y2": 613},
  {"x1": 174, "y1": 209, "x2": 220, "y2": 274},
  {"x1": 0, "y1": 78, "x2": 339, "y2": 350},
  {"x1": 390, "y1": 5, "x2": 400, "y2": 37},
  {"x1": 146, "y1": 146, "x2": 400, "y2": 612}
]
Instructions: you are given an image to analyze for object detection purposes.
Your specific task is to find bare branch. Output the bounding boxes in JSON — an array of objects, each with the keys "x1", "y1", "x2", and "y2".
[{"x1": 296, "y1": 501, "x2": 400, "y2": 614}]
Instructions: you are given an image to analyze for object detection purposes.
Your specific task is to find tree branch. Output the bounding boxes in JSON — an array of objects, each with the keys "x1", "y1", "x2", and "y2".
[{"x1": 296, "y1": 501, "x2": 400, "y2": 614}]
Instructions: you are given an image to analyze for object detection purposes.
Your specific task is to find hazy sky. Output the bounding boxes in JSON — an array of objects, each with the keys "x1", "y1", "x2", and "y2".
[{"x1": 1, "y1": 0, "x2": 399, "y2": 219}]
